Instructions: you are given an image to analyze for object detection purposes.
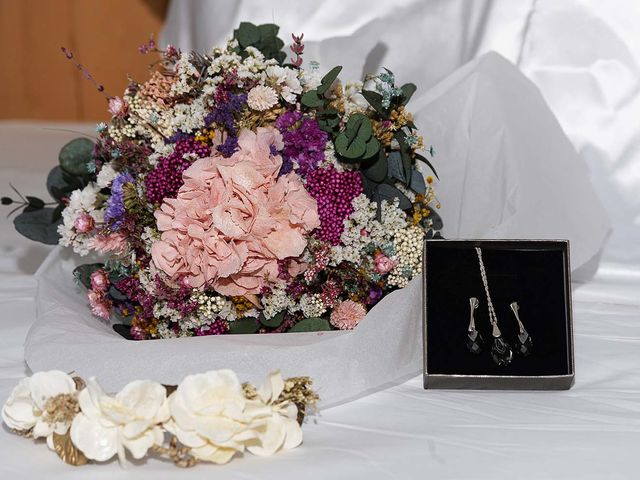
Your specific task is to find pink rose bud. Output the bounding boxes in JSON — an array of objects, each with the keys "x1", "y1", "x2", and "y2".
[
  {"x1": 90, "y1": 269, "x2": 109, "y2": 292},
  {"x1": 74, "y1": 212, "x2": 95, "y2": 233},
  {"x1": 374, "y1": 251, "x2": 396, "y2": 274}
]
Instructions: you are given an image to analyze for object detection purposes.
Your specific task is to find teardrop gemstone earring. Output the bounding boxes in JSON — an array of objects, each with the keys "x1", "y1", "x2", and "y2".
[
  {"x1": 466, "y1": 297, "x2": 483, "y2": 354},
  {"x1": 510, "y1": 302, "x2": 533, "y2": 356}
]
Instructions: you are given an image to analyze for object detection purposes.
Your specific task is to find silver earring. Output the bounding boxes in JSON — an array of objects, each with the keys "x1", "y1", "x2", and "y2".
[
  {"x1": 466, "y1": 297, "x2": 483, "y2": 354},
  {"x1": 510, "y1": 302, "x2": 533, "y2": 356}
]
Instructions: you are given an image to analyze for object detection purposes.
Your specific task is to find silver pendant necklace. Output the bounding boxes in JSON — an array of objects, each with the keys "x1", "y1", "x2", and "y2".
[{"x1": 475, "y1": 247, "x2": 513, "y2": 366}]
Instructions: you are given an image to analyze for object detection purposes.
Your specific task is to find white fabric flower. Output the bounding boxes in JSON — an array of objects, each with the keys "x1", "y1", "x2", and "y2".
[
  {"x1": 247, "y1": 85, "x2": 279, "y2": 111},
  {"x1": 247, "y1": 371, "x2": 303, "y2": 457},
  {"x1": 70, "y1": 378, "x2": 169, "y2": 463},
  {"x1": 164, "y1": 369, "x2": 261, "y2": 464},
  {"x1": 1, "y1": 370, "x2": 77, "y2": 447}
]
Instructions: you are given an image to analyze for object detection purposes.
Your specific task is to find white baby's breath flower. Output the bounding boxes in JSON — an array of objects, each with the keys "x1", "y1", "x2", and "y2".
[
  {"x1": 266, "y1": 65, "x2": 302, "y2": 103},
  {"x1": 96, "y1": 163, "x2": 118, "y2": 188},
  {"x1": 247, "y1": 85, "x2": 278, "y2": 111},
  {"x1": 300, "y1": 69, "x2": 322, "y2": 91},
  {"x1": 1, "y1": 371, "x2": 77, "y2": 447},
  {"x1": 70, "y1": 378, "x2": 169, "y2": 463}
]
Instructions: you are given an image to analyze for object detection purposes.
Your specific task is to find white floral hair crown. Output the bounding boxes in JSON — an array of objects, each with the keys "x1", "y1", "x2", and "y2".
[{"x1": 2, "y1": 369, "x2": 317, "y2": 467}]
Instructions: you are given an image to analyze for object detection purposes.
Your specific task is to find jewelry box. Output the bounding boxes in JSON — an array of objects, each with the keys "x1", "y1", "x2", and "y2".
[{"x1": 422, "y1": 239, "x2": 575, "y2": 390}]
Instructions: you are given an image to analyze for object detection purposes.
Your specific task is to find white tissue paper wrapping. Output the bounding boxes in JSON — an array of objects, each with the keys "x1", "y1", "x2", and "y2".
[{"x1": 24, "y1": 53, "x2": 610, "y2": 408}]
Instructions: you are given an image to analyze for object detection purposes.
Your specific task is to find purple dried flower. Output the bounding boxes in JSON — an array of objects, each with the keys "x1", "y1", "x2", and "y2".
[
  {"x1": 275, "y1": 111, "x2": 328, "y2": 176},
  {"x1": 104, "y1": 172, "x2": 134, "y2": 230}
]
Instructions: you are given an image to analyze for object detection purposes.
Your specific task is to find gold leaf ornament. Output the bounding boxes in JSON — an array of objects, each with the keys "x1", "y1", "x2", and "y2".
[{"x1": 51, "y1": 431, "x2": 88, "y2": 466}]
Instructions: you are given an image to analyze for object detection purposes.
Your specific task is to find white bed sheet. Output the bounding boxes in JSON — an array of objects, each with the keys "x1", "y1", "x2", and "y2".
[{"x1": 0, "y1": 200, "x2": 638, "y2": 479}]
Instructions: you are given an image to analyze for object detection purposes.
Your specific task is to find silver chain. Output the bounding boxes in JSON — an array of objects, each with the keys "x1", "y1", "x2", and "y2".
[{"x1": 475, "y1": 247, "x2": 498, "y2": 326}]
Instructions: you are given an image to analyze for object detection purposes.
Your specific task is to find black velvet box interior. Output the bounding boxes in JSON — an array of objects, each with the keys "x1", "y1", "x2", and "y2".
[{"x1": 423, "y1": 240, "x2": 574, "y2": 390}]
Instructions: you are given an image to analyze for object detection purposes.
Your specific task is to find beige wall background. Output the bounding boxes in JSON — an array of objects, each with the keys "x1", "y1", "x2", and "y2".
[{"x1": 0, "y1": 0, "x2": 167, "y2": 122}]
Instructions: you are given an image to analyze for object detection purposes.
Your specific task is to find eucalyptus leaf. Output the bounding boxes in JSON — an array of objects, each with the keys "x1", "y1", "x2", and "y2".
[
  {"x1": 51, "y1": 202, "x2": 65, "y2": 222},
  {"x1": 228, "y1": 318, "x2": 259, "y2": 334},
  {"x1": 235, "y1": 22, "x2": 260, "y2": 47},
  {"x1": 345, "y1": 113, "x2": 372, "y2": 139},
  {"x1": 361, "y1": 90, "x2": 386, "y2": 116},
  {"x1": 387, "y1": 151, "x2": 406, "y2": 183},
  {"x1": 59, "y1": 138, "x2": 94, "y2": 177},
  {"x1": 428, "y1": 209, "x2": 444, "y2": 230},
  {"x1": 361, "y1": 174, "x2": 379, "y2": 200},
  {"x1": 73, "y1": 263, "x2": 105, "y2": 289},
  {"x1": 301, "y1": 91, "x2": 324, "y2": 108},
  {"x1": 113, "y1": 324, "x2": 133, "y2": 340},
  {"x1": 317, "y1": 66, "x2": 342, "y2": 95},
  {"x1": 13, "y1": 207, "x2": 62, "y2": 245},
  {"x1": 378, "y1": 183, "x2": 412, "y2": 210},
  {"x1": 260, "y1": 311, "x2": 285, "y2": 328},
  {"x1": 415, "y1": 153, "x2": 439, "y2": 179},
  {"x1": 108, "y1": 285, "x2": 129, "y2": 301},
  {"x1": 400, "y1": 83, "x2": 417, "y2": 105},
  {"x1": 25, "y1": 196, "x2": 45, "y2": 210},
  {"x1": 257, "y1": 23, "x2": 279, "y2": 40},
  {"x1": 362, "y1": 136, "x2": 380, "y2": 159},
  {"x1": 335, "y1": 134, "x2": 366, "y2": 159},
  {"x1": 363, "y1": 151, "x2": 388, "y2": 183},
  {"x1": 288, "y1": 317, "x2": 331, "y2": 332},
  {"x1": 47, "y1": 166, "x2": 81, "y2": 202},
  {"x1": 409, "y1": 169, "x2": 426, "y2": 194},
  {"x1": 400, "y1": 149, "x2": 412, "y2": 185}
]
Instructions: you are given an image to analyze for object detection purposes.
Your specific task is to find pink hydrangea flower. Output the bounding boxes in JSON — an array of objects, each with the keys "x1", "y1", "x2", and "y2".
[
  {"x1": 374, "y1": 251, "x2": 396, "y2": 274},
  {"x1": 151, "y1": 127, "x2": 320, "y2": 296},
  {"x1": 330, "y1": 300, "x2": 366, "y2": 330},
  {"x1": 90, "y1": 269, "x2": 109, "y2": 292}
]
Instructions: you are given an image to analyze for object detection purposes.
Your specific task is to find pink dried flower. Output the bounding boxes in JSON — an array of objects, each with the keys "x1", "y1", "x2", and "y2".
[
  {"x1": 330, "y1": 300, "x2": 366, "y2": 330},
  {"x1": 290, "y1": 33, "x2": 304, "y2": 67},
  {"x1": 374, "y1": 251, "x2": 396, "y2": 274},
  {"x1": 108, "y1": 96, "x2": 128, "y2": 117},
  {"x1": 164, "y1": 44, "x2": 179, "y2": 59},
  {"x1": 89, "y1": 232, "x2": 128, "y2": 254},
  {"x1": 138, "y1": 37, "x2": 156, "y2": 54},
  {"x1": 87, "y1": 290, "x2": 111, "y2": 321},
  {"x1": 73, "y1": 212, "x2": 95, "y2": 233},
  {"x1": 90, "y1": 269, "x2": 109, "y2": 292},
  {"x1": 151, "y1": 127, "x2": 320, "y2": 296}
]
